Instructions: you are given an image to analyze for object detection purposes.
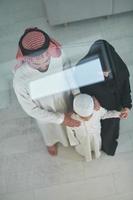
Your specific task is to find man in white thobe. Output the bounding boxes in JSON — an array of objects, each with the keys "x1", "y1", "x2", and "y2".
[{"x1": 13, "y1": 27, "x2": 80, "y2": 156}]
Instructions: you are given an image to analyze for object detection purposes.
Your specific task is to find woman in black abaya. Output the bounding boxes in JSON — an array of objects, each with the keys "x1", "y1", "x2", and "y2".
[{"x1": 77, "y1": 40, "x2": 132, "y2": 155}]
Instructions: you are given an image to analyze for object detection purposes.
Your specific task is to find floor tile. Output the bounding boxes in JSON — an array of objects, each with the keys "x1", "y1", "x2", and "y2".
[
  {"x1": 0, "y1": 191, "x2": 35, "y2": 200},
  {"x1": 34, "y1": 174, "x2": 115, "y2": 200},
  {"x1": 113, "y1": 169, "x2": 133, "y2": 194}
]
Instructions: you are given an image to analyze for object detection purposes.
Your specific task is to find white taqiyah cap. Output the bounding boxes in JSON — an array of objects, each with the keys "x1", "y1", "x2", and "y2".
[{"x1": 73, "y1": 94, "x2": 94, "y2": 117}]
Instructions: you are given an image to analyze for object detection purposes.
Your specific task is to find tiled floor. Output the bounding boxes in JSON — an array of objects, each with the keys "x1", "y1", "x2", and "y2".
[{"x1": 0, "y1": 0, "x2": 133, "y2": 199}]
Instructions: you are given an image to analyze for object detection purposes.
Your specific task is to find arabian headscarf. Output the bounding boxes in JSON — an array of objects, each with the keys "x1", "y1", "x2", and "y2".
[{"x1": 15, "y1": 27, "x2": 61, "y2": 71}]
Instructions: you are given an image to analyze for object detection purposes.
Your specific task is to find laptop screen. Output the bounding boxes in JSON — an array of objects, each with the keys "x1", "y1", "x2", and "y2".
[{"x1": 29, "y1": 55, "x2": 105, "y2": 99}]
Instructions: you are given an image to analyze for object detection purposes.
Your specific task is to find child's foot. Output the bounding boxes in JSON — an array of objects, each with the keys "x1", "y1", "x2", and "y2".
[{"x1": 47, "y1": 144, "x2": 57, "y2": 156}]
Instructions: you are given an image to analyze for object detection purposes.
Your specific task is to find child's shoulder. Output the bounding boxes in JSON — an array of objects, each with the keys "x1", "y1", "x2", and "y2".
[
  {"x1": 94, "y1": 107, "x2": 106, "y2": 113},
  {"x1": 93, "y1": 107, "x2": 107, "y2": 118},
  {"x1": 71, "y1": 113, "x2": 83, "y2": 121}
]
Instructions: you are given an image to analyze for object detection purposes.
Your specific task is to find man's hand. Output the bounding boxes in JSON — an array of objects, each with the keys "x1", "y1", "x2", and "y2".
[
  {"x1": 63, "y1": 112, "x2": 81, "y2": 127},
  {"x1": 93, "y1": 96, "x2": 101, "y2": 111},
  {"x1": 120, "y1": 107, "x2": 130, "y2": 119}
]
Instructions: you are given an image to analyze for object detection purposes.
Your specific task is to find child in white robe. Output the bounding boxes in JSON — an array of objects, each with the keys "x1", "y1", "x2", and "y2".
[{"x1": 66, "y1": 94, "x2": 120, "y2": 161}]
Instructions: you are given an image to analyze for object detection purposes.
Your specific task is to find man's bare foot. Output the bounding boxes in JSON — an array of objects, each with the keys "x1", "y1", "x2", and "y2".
[{"x1": 47, "y1": 144, "x2": 57, "y2": 156}]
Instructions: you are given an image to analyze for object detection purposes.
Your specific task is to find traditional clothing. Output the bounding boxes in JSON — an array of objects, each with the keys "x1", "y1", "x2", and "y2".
[
  {"x1": 67, "y1": 108, "x2": 120, "y2": 161},
  {"x1": 13, "y1": 52, "x2": 73, "y2": 146},
  {"x1": 78, "y1": 40, "x2": 132, "y2": 155},
  {"x1": 13, "y1": 28, "x2": 73, "y2": 147}
]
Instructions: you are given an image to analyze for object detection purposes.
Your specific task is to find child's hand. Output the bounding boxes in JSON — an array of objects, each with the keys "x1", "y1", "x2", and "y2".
[{"x1": 120, "y1": 108, "x2": 130, "y2": 119}]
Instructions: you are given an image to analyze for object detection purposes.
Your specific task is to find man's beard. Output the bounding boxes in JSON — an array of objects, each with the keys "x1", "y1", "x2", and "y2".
[{"x1": 38, "y1": 65, "x2": 49, "y2": 72}]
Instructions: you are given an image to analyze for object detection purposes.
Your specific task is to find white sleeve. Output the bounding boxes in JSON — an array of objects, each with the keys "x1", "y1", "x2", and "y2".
[
  {"x1": 13, "y1": 84, "x2": 64, "y2": 124},
  {"x1": 101, "y1": 108, "x2": 120, "y2": 120}
]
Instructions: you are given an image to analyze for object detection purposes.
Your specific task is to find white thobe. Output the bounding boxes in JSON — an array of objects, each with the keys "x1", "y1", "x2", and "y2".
[
  {"x1": 67, "y1": 108, "x2": 120, "y2": 161},
  {"x1": 13, "y1": 52, "x2": 73, "y2": 146}
]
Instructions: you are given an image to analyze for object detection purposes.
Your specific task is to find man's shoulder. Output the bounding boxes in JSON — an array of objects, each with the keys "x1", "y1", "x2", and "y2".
[
  {"x1": 14, "y1": 63, "x2": 27, "y2": 77},
  {"x1": 13, "y1": 63, "x2": 30, "y2": 88}
]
